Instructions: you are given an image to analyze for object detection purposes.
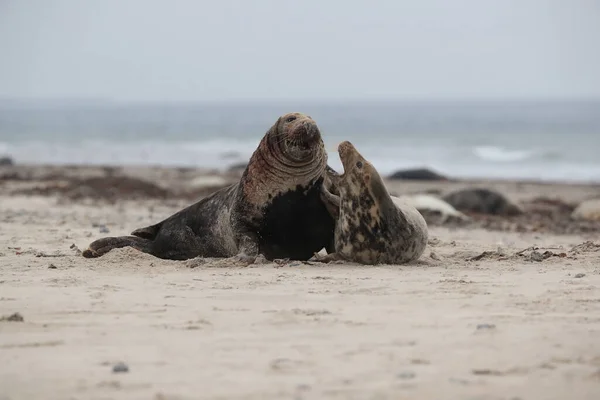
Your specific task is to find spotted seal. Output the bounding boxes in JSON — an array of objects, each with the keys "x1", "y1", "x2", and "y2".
[
  {"x1": 82, "y1": 112, "x2": 336, "y2": 261},
  {"x1": 315, "y1": 141, "x2": 428, "y2": 265}
]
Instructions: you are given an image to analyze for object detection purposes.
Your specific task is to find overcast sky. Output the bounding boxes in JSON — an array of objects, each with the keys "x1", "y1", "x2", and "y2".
[{"x1": 1, "y1": 0, "x2": 599, "y2": 101}]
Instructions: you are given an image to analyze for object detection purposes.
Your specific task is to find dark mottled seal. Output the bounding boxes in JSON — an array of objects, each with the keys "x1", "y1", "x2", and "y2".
[
  {"x1": 82, "y1": 112, "x2": 336, "y2": 261},
  {"x1": 442, "y1": 188, "x2": 523, "y2": 216},
  {"x1": 316, "y1": 141, "x2": 428, "y2": 265},
  {"x1": 387, "y1": 168, "x2": 449, "y2": 181}
]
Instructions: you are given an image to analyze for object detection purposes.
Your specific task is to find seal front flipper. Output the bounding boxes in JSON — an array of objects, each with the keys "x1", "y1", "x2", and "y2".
[
  {"x1": 232, "y1": 229, "x2": 260, "y2": 265},
  {"x1": 320, "y1": 184, "x2": 341, "y2": 217},
  {"x1": 82, "y1": 236, "x2": 153, "y2": 258},
  {"x1": 131, "y1": 222, "x2": 162, "y2": 240}
]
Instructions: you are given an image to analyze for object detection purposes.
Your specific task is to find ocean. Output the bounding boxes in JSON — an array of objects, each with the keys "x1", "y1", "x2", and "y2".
[{"x1": 1, "y1": 99, "x2": 599, "y2": 183}]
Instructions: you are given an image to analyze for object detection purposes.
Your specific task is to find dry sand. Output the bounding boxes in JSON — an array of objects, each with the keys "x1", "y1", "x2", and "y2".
[{"x1": 1, "y1": 165, "x2": 600, "y2": 400}]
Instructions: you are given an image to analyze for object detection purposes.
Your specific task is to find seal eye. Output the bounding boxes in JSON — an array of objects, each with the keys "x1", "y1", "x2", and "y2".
[
  {"x1": 356, "y1": 161, "x2": 363, "y2": 169},
  {"x1": 285, "y1": 116, "x2": 297, "y2": 123}
]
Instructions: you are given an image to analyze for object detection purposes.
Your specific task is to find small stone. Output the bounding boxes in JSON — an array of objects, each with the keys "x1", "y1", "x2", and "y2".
[
  {"x1": 574, "y1": 273, "x2": 586, "y2": 278},
  {"x1": 112, "y1": 362, "x2": 129, "y2": 373},
  {"x1": 70, "y1": 243, "x2": 82, "y2": 255},
  {"x1": 396, "y1": 371, "x2": 416, "y2": 380},
  {"x1": 410, "y1": 359, "x2": 430, "y2": 365},
  {"x1": 476, "y1": 323, "x2": 496, "y2": 330},
  {"x1": 529, "y1": 251, "x2": 545, "y2": 262},
  {"x1": 99, "y1": 226, "x2": 110, "y2": 234},
  {"x1": 296, "y1": 384, "x2": 311, "y2": 392},
  {"x1": 270, "y1": 358, "x2": 294, "y2": 371}
]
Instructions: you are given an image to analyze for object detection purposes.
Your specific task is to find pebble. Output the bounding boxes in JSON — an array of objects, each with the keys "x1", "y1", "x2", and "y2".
[
  {"x1": 449, "y1": 377, "x2": 470, "y2": 385},
  {"x1": 476, "y1": 323, "x2": 496, "y2": 330},
  {"x1": 92, "y1": 223, "x2": 110, "y2": 233},
  {"x1": 529, "y1": 251, "x2": 546, "y2": 262},
  {"x1": 396, "y1": 371, "x2": 416, "y2": 380},
  {"x1": 574, "y1": 273, "x2": 586, "y2": 278},
  {"x1": 70, "y1": 243, "x2": 82, "y2": 255},
  {"x1": 112, "y1": 362, "x2": 129, "y2": 373}
]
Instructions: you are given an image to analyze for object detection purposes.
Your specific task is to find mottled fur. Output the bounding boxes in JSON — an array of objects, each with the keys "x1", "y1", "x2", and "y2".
[
  {"x1": 83, "y1": 112, "x2": 336, "y2": 261},
  {"x1": 316, "y1": 141, "x2": 428, "y2": 265}
]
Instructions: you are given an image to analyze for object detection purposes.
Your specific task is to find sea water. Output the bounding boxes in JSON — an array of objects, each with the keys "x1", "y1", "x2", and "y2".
[{"x1": 1, "y1": 99, "x2": 599, "y2": 182}]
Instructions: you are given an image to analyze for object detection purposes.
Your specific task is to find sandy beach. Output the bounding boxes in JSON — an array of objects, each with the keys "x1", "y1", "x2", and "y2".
[{"x1": 1, "y1": 164, "x2": 600, "y2": 400}]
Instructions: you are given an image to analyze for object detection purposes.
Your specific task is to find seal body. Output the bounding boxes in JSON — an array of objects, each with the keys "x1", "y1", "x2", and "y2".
[
  {"x1": 387, "y1": 168, "x2": 448, "y2": 181},
  {"x1": 442, "y1": 188, "x2": 522, "y2": 216},
  {"x1": 572, "y1": 198, "x2": 600, "y2": 221},
  {"x1": 318, "y1": 141, "x2": 428, "y2": 265},
  {"x1": 393, "y1": 194, "x2": 470, "y2": 224},
  {"x1": 83, "y1": 112, "x2": 336, "y2": 261}
]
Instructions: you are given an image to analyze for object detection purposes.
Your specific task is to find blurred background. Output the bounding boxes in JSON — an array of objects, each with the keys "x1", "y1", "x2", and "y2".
[{"x1": 1, "y1": 0, "x2": 599, "y2": 182}]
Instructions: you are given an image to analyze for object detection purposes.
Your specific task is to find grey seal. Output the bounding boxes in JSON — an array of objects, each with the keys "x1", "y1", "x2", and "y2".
[
  {"x1": 442, "y1": 188, "x2": 523, "y2": 216},
  {"x1": 82, "y1": 112, "x2": 336, "y2": 261},
  {"x1": 315, "y1": 141, "x2": 428, "y2": 265}
]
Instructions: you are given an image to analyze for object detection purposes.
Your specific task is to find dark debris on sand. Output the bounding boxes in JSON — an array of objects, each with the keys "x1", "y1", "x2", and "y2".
[
  {"x1": 467, "y1": 242, "x2": 599, "y2": 263},
  {"x1": 1, "y1": 312, "x2": 24, "y2": 322},
  {"x1": 12, "y1": 176, "x2": 170, "y2": 203},
  {"x1": 5, "y1": 173, "x2": 233, "y2": 204}
]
